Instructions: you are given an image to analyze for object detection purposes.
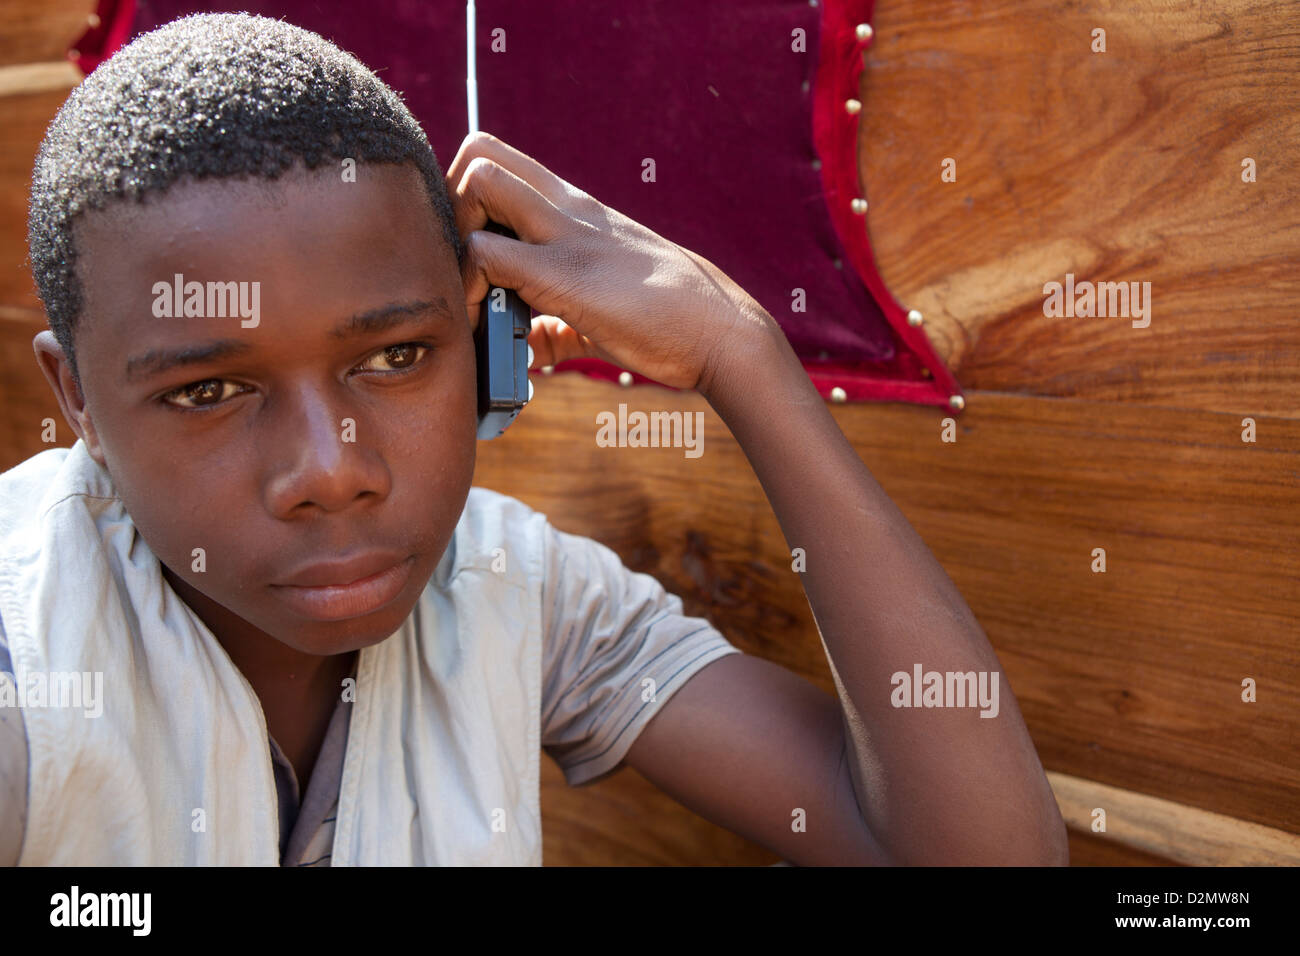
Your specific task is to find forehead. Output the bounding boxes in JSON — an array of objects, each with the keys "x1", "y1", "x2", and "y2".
[{"x1": 71, "y1": 160, "x2": 448, "y2": 321}]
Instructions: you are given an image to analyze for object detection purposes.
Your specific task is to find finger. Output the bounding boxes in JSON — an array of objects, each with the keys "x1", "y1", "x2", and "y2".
[
  {"x1": 445, "y1": 130, "x2": 588, "y2": 214},
  {"x1": 461, "y1": 228, "x2": 568, "y2": 325},
  {"x1": 451, "y1": 156, "x2": 567, "y2": 250},
  {"x1": 526, "y1": 314, "x2": 612, "y2": 368}
]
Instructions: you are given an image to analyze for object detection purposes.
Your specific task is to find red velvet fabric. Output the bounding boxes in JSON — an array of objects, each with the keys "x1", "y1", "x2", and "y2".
[{"x1": 76, "y1": 0, "x2": 962, "y2": 409}]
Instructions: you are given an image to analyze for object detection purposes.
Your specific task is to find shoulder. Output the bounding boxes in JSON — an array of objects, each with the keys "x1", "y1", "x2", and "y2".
[
  {"x1": 0, "y1": 442, "x2": 121, "y2": 563},
  {"x1": 0, "y1": 446, "x2": 72, "y2": 489},
  {"x1": 462, "y1": 485, "x2": 547, "y2": 532},
  {"x1": 442, "y1": 487, "x2": 550, "y2": 589},
  {"x1": 0, "y1": 446, "x2": 74, "y2": 538}
]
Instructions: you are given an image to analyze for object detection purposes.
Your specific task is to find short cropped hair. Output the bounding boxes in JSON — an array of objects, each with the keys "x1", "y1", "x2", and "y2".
[{"x1": 27, "y1": 12, "x2": 464, "y2": 389}]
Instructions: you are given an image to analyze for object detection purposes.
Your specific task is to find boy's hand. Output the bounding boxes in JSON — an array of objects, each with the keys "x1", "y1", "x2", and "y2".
[{"x1": 444, "y1": 131, "x2": 773, "y2": 394}]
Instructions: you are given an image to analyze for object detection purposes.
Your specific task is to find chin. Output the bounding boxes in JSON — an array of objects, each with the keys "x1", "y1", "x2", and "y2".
[{"x1": 274, "y1": 609, "x2": 413, "y2": 655}]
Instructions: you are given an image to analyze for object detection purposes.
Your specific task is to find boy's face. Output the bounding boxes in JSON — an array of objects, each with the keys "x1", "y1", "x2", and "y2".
[{"x1": 46, "y1": 161, "x2": 478, "y2": 654}]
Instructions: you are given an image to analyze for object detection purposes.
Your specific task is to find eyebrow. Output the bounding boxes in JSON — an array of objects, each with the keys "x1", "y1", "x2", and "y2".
[
  {"x1": 331, "y1": 298, "x2": 452, "y2": 338},
  {"x1": 124, "y1": 339, "x2": 251, "y2": 384},
  {"x1": 124, "y1": 298, "x2": 454, "y2": 384}
]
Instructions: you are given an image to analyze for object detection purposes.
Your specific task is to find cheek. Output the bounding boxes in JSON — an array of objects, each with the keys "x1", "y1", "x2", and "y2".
[
  {"x1": 115, "y1": 473, "x2": 248, "y2": 580},
  {"x1": 382, "y1": 392, "x2": 478, "y2": 495},
  {"x1": 381, "y1": 358, "x2": 478, "y2": 466},
  {"x1": 375, "y1": 388, "x2": 478, "y2": 544},
  {"x1": 95, "y1": 426, "x2": 254, "y2": 581}
]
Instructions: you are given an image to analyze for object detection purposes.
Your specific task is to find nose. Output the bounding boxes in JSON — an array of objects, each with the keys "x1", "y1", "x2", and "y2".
[{"x1": 261, "y1": 384, "x2": 392, "y2": 518}]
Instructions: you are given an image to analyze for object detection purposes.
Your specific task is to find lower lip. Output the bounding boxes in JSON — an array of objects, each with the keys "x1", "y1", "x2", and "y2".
[{"x1": 272, "y1": 556, "x2": 415, "y2": 622}]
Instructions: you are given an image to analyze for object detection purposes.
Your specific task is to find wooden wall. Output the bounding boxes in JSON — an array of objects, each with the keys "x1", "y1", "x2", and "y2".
[{"x1": 1, "y1": 1, "x2": 1296, "y2": 866}]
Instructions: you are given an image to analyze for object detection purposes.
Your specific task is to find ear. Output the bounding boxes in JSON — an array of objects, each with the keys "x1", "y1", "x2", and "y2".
[{"x1": 33, "y1": 330, "x2": 108, "y2": 468}]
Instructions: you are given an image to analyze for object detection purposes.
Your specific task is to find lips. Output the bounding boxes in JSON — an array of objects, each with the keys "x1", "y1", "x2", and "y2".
[
  {"x1": 270, "y1": 551, "x2": 416, "y2": 622},
  {"x1": 275, "y1": 550, "x2": 410, "y2": 588}
]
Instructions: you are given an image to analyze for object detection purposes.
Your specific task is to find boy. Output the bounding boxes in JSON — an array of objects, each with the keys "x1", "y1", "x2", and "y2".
[{"x1": 0, "y1": 13, "x2": 1067, "y2": 865}]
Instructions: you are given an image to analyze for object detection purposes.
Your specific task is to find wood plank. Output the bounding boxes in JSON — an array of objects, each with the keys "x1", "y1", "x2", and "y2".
[
  {"x1": 0, "y1": 307, "x2": 62, "y2": 464},
  {"x1": 861, "y1": 0, "x2": 1300, "y2": 417},
  {"x1": 1049, "y1": 770, "x2": 1300, "y2": 865},
  {"x1": 1066, "y1": 829, "x2": 1181, "y2": 867},
  {"x1": 0, "y1": 1, "x2": 97, "y2": 67},
  {"x1": 471, "y1": 372, "x2": 1300, "y2": 845},
  {"x1": 0, "y1": 88, "x2": 80, "y2": 309},
  {"x1": 0, "y1": 61, "x2": 81, "y2": 97},
  {"x1": 540, "y1": 755, "x2": 780, "y2": 866}
]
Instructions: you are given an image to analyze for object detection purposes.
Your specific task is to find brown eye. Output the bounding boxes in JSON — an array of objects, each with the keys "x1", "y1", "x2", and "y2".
[
  {"x1": 186, "y1": 380, "x2": 222, "y2": 404},
  {"x1": 358, "y1": 342, "x2": 429, "y2": 373},
  {"x1": 162, "y1": 379, "x2": 239, "y2": 409},
  {"x1": 384, "y1": 344, "x2": 418, "y2": 368}
]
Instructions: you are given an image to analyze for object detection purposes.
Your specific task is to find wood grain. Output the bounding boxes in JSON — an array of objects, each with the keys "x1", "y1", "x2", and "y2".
[
  {"x1": 0, "y1": 1, "x2": 96, "y2": 67},
  {"x1": 0, "y1": 306, "x2": 59, "y2": 463},
  {"x1": 1066, "y1": 829, "x2": 1180, "y2": 867},
  {"x1": 861, "y1": 0, "x2": 1300, "y2": 417},
  {"x1": 1049, "y1": 770, "x2": 1300, "y2": 865},
  {"x1": 0, "y1": 87, "x2": 79, "y2": 309},
  {"x1": 540, "y1": 755, "x2": 782, "y2": 866},
  {"x1": 471, "y1": 371, "x2": 1300, "y2": 857},
  {"x1": 0, "y1": 61, "x2": 81, "y2": 98}
]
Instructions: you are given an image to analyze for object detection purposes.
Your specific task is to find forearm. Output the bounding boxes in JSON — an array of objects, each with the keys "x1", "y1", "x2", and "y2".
[{"x1": 699, "y1": 307, "x2": 1068, "y2": 865}]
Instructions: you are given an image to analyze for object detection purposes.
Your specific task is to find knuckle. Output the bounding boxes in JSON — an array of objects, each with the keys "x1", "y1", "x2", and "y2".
[
  {"x1": 462, "y1": 155, "x2": 498, "y2": 190},
  {"x1": 561, "y1": 182, "x2": 594, "y2": 206},
  {"x1": 463, "y1": 227, "x2": 487, "y2": 256},
  {"x1": 460, "y1": 230, "x2": 485, "y2": 273}
]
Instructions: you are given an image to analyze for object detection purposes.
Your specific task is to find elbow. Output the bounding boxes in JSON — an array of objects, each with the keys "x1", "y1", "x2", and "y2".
[
  {"x1": 964, "y1": 801, "x2": 1074, "y2": 866},
  {"x1": 1022, "y1": 796, "x2": 1071, "y2": 866},
  {"x1": 884, "y1": 814, "x2": 1070, "y2": 866},
  {"x1": 1035, "y1": 810, "x2": 1071, "y2": 866},
  {"x1": 987, "y1": 811, "x2": 1071, "y2": 866}
]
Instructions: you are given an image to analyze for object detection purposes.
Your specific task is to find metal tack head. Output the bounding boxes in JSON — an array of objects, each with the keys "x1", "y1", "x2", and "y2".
[
  {"x1": 845, "y1": 98, "x2": 862, "y2": 115},
  {"x1": 855, "y1": 23, "x2": 874, "y2": 42},
  {"x1": 907, "y1": 309, "x2": 924, "y2": 327},
  {"x1": 949, "y1": 394, "x2": 965, "y2": 411},
  {"x1": 830, "y1": 386, "x2": 847, "y2": 403},
  {"x1": 851, "y1": 197, "x2": 869, "y2": 215},
  {"x1": 618, "y1": 371, "x2": 633, "y2": 387}
]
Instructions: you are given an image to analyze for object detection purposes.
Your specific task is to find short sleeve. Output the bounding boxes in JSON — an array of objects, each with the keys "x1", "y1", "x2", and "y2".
[{"x1": 539, "y1": 521, "x2": 743, "y2": 787}]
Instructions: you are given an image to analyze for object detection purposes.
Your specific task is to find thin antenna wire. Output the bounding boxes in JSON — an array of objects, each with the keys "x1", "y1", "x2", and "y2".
[{"x1": 466, "y1": 0, "x2": 478, "y2": 134}]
